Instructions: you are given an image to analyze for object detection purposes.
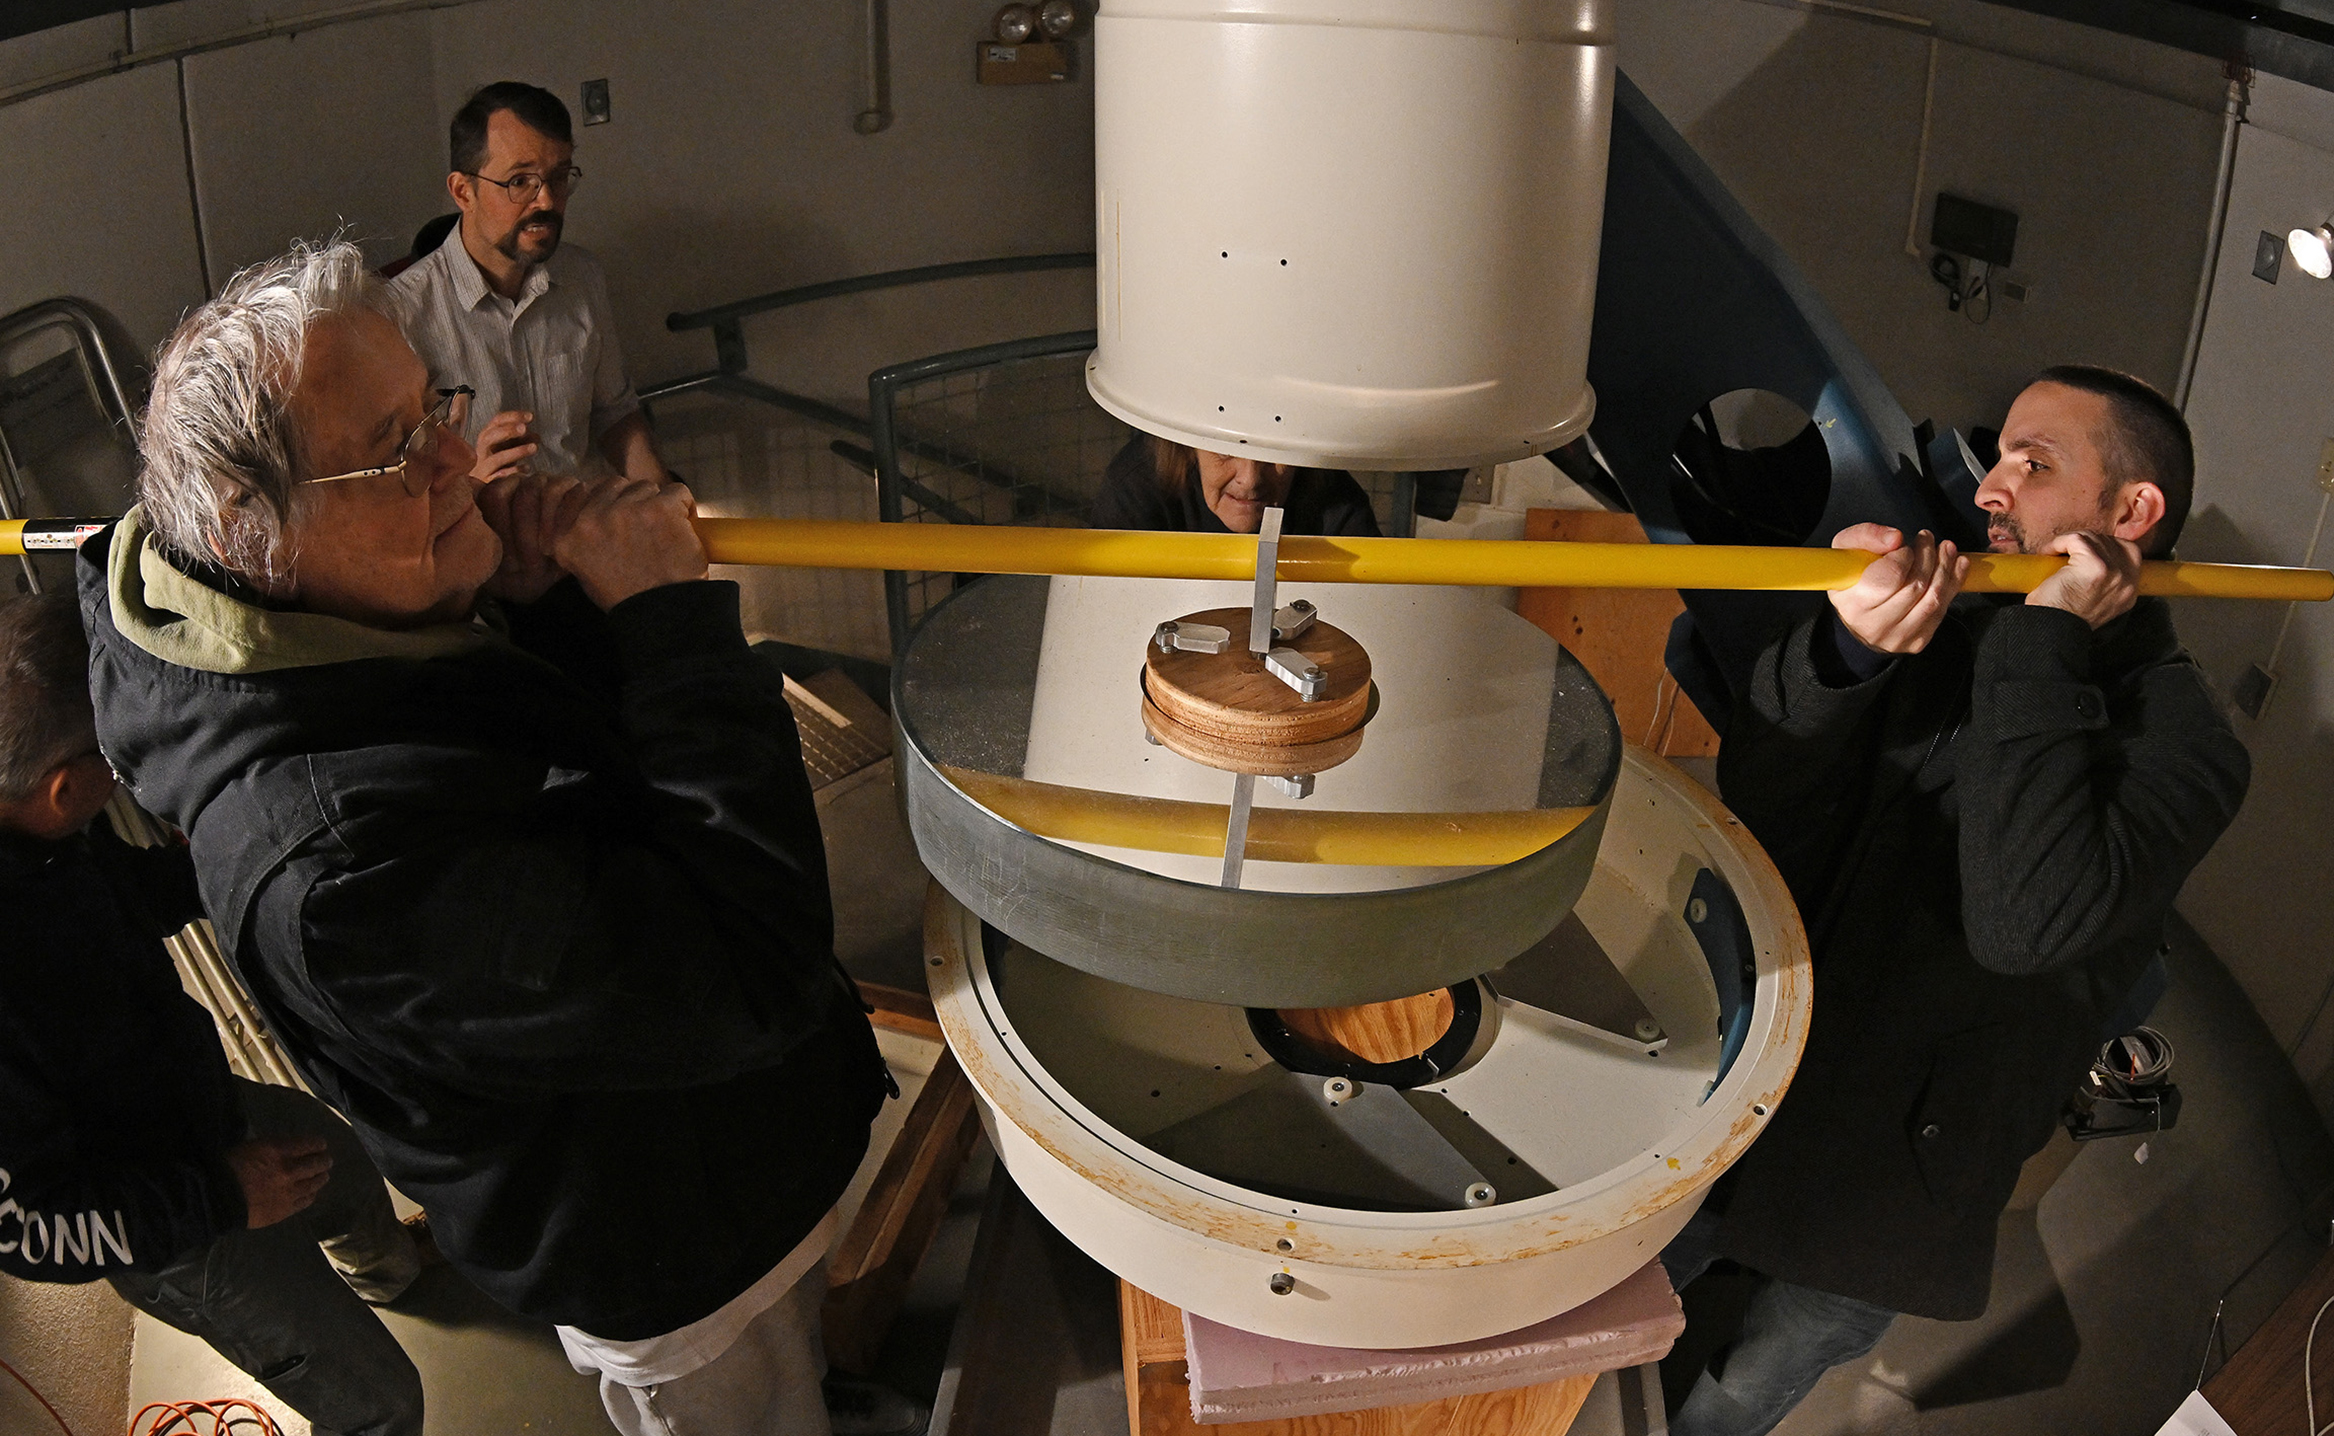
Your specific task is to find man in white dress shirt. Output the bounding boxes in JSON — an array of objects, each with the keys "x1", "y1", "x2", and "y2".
[{"x1": 392, "y1": 81, "x2": 669, "y2": 490}]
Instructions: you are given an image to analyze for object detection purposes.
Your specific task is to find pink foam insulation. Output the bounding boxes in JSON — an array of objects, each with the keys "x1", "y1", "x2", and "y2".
[{"x1": 1180, "y1": 1260, "x2": 1684, "y2": 1424}]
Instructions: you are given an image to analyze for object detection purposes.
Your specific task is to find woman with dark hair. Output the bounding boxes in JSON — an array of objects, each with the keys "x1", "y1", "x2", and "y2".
[{"x1": 1091, "y1": 433, "x2": 1382, "y2": 536}]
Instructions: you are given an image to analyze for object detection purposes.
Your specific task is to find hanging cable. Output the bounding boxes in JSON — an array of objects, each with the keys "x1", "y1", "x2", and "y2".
[
  {"x1": 2065, "y1": 1026, "x2": 2180, "y2": 1141},
  {"x1": 2305, "y1": 1292, "x2": 2334, "y2": 1436},
  {"x1": 0, "y1": 1354, "x2": 74, "y2": 1436},
  {"x1": 2264, "y1": 491, "x2": 2332, "y2": 689}
]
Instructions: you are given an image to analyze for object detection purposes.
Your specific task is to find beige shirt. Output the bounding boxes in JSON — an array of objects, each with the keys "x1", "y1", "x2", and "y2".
[{"x1": 389, "y1": 228, "x2": 640, "y2": 480}]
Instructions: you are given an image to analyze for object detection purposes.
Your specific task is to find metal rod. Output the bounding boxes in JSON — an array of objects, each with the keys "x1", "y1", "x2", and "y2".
[
  {"x1": 1220, "y1": 772, "x2": 1257, "y2": 889},
  {"x1": 2176, "y1": 72, "x2": 2248, "y2": 411},
  {"x1": 666, "y1": 254, "x2": 1094, "y2": 333},
  {"x1": 1248, "y1": 505, "x2": 1283, "y2": 654},
  {"x1": 854, "y1": 0, "x2": 893, "y2": 134},
  {"x1": 11, "y1": 516, "x2": 2332, "y2": 601}
]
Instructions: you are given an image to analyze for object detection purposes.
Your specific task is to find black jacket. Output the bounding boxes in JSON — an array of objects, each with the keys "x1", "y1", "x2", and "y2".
[
  {"x1": 1711, "y1": 598, "x2": 2248, "y2": 1319},
  {"x1": 0, "y1": 825, "x2": 246, "y2": 1281},
  {"x1": 1091, "y1": 436, "x2": 1383, "y2": 536},
  {"x1": 80, "y1": 522, "x2": 888, "y2": 1339}
]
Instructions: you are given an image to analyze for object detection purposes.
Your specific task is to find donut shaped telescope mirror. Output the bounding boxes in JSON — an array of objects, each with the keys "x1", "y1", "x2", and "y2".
[{"x1": 894, "y1": 572, "x2": 1620, "y2": 1009}]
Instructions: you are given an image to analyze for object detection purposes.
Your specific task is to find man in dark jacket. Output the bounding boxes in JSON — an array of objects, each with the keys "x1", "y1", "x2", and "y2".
[
  {"x1": 1661, "y1": 366, "x2": 2250, "y2": 1435},
  {"x1": 81, "y1": 238, "x2": 889, "y2": 1435},
  {"x1": 0, "y1": 589, "x2": 423, "y2": 1436}
]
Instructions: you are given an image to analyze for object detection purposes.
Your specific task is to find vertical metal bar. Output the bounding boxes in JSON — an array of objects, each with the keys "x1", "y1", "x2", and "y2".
[
  {"x1": 1219, "y1": 772, "x2": 1257, "y2": 889},
  {"x1": 855, "y1": 0, "x2": 894, "y2": 135},
  {"x1": 1388, "y1": 472, "x2": 1417, "y2": 539},
  {"x1": 2175, "y1": 72, "x2": 2247, "y2": 411},
  {"x1": 872, "y1": 372, "x2": 914, "y2": 659},
  {"x1": 1248, "y1": 506, "x2": 1284, "y2": 655},
  {"x1": 713, "y1": 319, "x2": 750, "y2": 374},
  {"x1": 1223, "y1": 439, "x2": 1288, "y2": 888},
  {"x1": 0, "y1": 427, "x2": 40, "y2": 593},
  {"x1": 1903, "y1": 38, "x2": 1939, "y2": 261}
]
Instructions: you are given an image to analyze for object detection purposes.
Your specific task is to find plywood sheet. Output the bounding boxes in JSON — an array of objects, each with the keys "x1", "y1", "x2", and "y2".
[{"x1": 1516, "y1": 510, "x2": 1720, "y2": 758}]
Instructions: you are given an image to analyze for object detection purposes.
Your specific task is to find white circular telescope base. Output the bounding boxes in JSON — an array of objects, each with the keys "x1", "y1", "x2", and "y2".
[{"x1": 928, "y1": 748, "x2": 1810, "y2": 1350}]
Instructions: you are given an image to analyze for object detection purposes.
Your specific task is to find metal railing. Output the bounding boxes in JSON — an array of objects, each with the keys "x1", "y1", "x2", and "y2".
[
  {"x1": 863, "y1": 333, "x2": 1432, "y2": 655},
  {"x1": 869, "y1": 331, "x2": 1116, "y2": 654},
  {"x1": 0, "y1": 297, "x2": 139, "y2": 592},
  {"x1": 645, "y1": 251, "x2": 1099, "y2": 434}
]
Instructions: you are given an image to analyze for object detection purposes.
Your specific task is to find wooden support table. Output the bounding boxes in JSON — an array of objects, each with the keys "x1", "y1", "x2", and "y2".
[
  {"x1": 2200, "y1": 1245, "x2": 2334, "y2": 1433},
  {"x1": 1117, "y1": 1261, "x2": 1686, "y2": 1436}
]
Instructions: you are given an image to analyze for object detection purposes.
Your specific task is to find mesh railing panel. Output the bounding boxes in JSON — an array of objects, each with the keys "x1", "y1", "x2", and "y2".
[
  {"x1": 871, "y1": 335, "x2": 1413, "y2": 655},
  {"x1": 877, "y1": 343, "x2": 1124, "y2": 651},
  {"x1": 659, "y1": 392, "x2": 892, "y2": 660}
]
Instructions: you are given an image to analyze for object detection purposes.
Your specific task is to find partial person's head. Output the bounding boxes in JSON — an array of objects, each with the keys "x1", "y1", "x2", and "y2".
[
  {"x1": 1977, "y1": 367, "x2": 2191, "y2": 558},
  {"x1": 0, "y1": 591, "x2": 114, "y2": 840},
  {"x1": 1143, "y1": 437, "x2": 1299, "y2": 533},
  {"x1": 447, "y1": 82, "x2": 577, "y2": 270},
  {"x1": 139, "y1": 239, "x2": 497, "y2": 627}
]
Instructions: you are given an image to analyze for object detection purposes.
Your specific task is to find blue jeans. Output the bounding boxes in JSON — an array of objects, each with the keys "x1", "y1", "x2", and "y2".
[
  {"x1": 1658, "y1": 1202, "x2": 1898, "y2": 1436},
  {"x1": 107, "y1": 1079, "x2": 423, "y2": 1436}
]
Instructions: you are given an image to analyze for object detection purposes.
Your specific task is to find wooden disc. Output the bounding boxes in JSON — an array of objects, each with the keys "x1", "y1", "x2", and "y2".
[
  {"x1": 1278, "y1": 991, "x2": 1458, "y2": 1066},
  {"x1": 1140, "y1": 688, "x2": 1367, "y2": 776},
  {"x1": 1143, "y1": 608, "x2": 1371, "y2": 747}
]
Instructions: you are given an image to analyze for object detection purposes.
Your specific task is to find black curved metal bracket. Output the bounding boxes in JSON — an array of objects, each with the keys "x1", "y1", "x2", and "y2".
[{"x1": 1245, "y1": 981, "x2": 1486, "y2": 1091}]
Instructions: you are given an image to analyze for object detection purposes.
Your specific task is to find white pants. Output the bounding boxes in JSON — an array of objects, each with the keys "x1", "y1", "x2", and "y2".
[{"x1": 590, "y1": 1260, "x2": 831, "y2": 1436}]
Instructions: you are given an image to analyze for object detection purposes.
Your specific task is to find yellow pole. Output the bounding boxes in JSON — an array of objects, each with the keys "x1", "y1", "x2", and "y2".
[
  {"x1": 942, "y1": 767, "x2": 1595, "y2": 866},
  {"x1": 697, "y1": 517, "x2": 2334, "y2": 602},
  {"x1": 11, "y1": 515, "x2": 2332, "y2": 602}
]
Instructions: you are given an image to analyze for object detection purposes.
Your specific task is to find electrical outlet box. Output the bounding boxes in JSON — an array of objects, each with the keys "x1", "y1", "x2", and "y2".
[
  {"x1": 581, "y1": 78, "x2": 611, "y2": 125},
  {"x1": 2316, "y1": 437, "x2": 2334, "y2": 495},
  {"x1": 2234, "y1": 663, "x2": 2277, "y2": 720},
  {"x1": 2257, "y1": 230, "x2": 2285, "y2": 284},
  {"x1": 978, "y1": 41, "x2": 1069, "y2": 84},
  {"x1": 1931, "y1": 193, "x2": 2018, "y2": 268}
]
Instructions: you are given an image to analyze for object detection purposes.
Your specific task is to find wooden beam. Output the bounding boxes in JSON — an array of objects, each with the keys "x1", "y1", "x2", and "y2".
[
  {"x1": 859, "y1": 980, "x2": 943, "y2": 1042},
  {"x1": 823, "y1": 1048, "x2": 983, "y2": 1373}
]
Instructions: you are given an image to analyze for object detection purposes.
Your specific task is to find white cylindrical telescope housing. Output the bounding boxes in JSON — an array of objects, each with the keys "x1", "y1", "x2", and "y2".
[{"x1": 1088, "y1": 0, "x2": 1615, "y2": 471}]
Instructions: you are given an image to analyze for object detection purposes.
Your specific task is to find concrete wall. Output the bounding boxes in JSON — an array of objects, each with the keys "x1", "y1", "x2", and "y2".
[
  {"x1": 0, "y1": 61, "x2": 209, "y2": 359},
  {"x1": 2167, "y1": 75, "x2": 2334, "y2": 1123},
  {"x1": 426, "y1": 0, "x2": 1096, "y2": 409},
  {"x1": 0, "y1": 1277, "x2": 133, "y2": 1436},
  {"x1": 0, "y1": 0, "x2": 1096, "y2": 439},
  {"x1": 0, "y1": 0, "x2": 2218, "y2": 482},
  {"x1": 1616, "y1": 0, "x2": 2228, "y2": 437}
]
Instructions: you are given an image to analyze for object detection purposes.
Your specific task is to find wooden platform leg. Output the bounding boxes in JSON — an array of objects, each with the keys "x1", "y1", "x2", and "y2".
[
  {"x1": 1116, "y1": 1281, "x2": 1598, "y2": 1436},
  {"x1": 822, "y1": 1043, "x2": 982, "y2": 1373}
]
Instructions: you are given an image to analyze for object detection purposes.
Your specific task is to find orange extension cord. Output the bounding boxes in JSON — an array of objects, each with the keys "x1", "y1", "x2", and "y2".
[
  {"x1": 0, "y1": 1354, "x2": 74, "y2": 1436},
  {"x1": 130, "y1": 1400, "x2": 285, "y2": 1436},
  {"x1": 1, "y1": 1346, "x2": 287, "y2": 1436}
]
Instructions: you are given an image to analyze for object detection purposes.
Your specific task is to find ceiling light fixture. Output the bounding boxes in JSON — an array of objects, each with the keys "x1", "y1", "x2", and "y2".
[{"x1": 2290, "y1": 223, "x2": 2334, "y2": 280}]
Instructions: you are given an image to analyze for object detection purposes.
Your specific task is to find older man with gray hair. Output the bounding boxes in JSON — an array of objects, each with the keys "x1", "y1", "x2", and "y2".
[{"x1": 79, "y1": 238, "x2": 895, "y2": 1436}]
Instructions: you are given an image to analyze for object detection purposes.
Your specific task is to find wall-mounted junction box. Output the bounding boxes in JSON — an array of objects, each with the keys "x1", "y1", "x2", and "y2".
[{"x1": 979, "y1": 41, "x2": 1069, "y2": 84}]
